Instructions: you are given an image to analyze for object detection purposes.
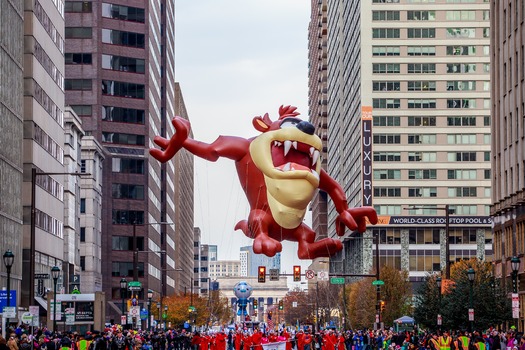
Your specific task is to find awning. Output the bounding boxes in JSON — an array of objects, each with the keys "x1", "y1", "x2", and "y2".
[{"x1": 35, "y1": 296, "x2": 48, "y2": 311}]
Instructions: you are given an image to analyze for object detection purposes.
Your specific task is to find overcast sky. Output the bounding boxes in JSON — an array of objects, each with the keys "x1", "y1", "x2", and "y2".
[{"x1": 174, "y1": 1, "x2": 313, "y2": 279}]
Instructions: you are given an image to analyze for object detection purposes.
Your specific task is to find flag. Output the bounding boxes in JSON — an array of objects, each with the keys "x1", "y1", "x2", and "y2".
[{"x1": 267, "y1": 312, "x2": 274, "y2": 330}]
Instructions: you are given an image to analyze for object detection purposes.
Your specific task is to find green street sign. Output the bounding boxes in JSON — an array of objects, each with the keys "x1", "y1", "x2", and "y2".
[
  {"x1": 162, "y1": 313, "x2": 167, "y2": 319},
  {"x1": 330, "y1": 277, "x2": 345, "y2": 285},
  {"x1": 128, "y1": 281, "x2": 142, "y2": 291},
  {"x1": 372, "y1": 280, "x2": 385, "y2": 286}
]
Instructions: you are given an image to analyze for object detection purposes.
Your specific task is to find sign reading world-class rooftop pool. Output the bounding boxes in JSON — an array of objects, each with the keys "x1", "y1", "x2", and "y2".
[{"x1": 372, "y1": 216, "x2": 492, "y2": 225}]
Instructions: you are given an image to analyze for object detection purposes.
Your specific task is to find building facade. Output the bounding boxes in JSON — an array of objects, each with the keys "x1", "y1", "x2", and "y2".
[
  {"x1": 490, "y1": 0, "x2": 525, "y2": 331},
  {"x1": 314, "y1": 0, "x2": 492, "y2": 282},
  {"x1": 209, "y1": 260, "x2": 241, "y2": 279},
  {"x1": 63, "y1": 0, "x2": 186, "y2": 321},
  {"x1": 240, "y1": 246, "x2": 281, "y2": 277}
]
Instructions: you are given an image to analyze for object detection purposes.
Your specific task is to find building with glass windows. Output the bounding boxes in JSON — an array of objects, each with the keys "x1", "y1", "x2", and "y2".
[
  {"x1": 240, "y1": 246, "x2": 281, "y2": 277},
  {"x1": 309, "y1": 0, "x2": 492, "y2": 285},
  {"x1": 64, "y1": 0, "x2": 194, "y2": 321}
]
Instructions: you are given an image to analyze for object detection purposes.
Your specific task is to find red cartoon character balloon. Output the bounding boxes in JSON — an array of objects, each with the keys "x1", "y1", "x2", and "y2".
[{"x1": 150, "y1": 105, "x2": 378, "y2": 259}]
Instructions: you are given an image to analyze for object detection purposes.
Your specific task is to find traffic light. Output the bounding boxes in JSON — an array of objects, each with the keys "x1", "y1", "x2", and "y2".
[
  {"x1": 258, "y1": 266, "x2": 266, "y2": 283},
  {"x1": 253, "y1": 299, "x2": 258, "y2": 309},
  {"x1": 293, "y1": 265, "x2": 301, "y2": 282},
  {"x1": 278, "y1": 300, "x2": 284, "y2": 310},
  {"x1": 380, "y1": 300, "x2": 385, "y2": 312}
]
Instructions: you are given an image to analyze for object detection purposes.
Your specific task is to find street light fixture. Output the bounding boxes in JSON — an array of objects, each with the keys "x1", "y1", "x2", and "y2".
[
  {"x1": 51, "y1": 266, "x2": 61, "y2": 333},
  {"x1": 511, "y1": 256, "x2": 520, "y2": 329},
  {"x1": 467, "y1": 267, "x2": 475, "y2": 332},
  {"x1": 436, "y1": 276, "x2": 442, "y2": 328},
  {"x1": 120, "y1": 278, "x2": 127, "y2": 325},
  {"x1": 3, "y1": 249, "x2": 14, "y2": 326}
]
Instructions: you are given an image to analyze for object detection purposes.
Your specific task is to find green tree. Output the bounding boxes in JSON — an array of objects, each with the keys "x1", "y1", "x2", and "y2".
[
  {"x1": 413, "y1": 274, "x2": 441, "y2": 329},
  {"x1": 283, "y1": 287, "x2": 316, "y2": 326}
]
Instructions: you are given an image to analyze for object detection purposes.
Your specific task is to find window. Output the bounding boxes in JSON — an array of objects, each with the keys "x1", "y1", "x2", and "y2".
[
  {"x1": 408, "y1": 99, "x2": 436, "y2": 108},
  {"x1": 372, "y1": 46, "x2": 400, "y2": 56},
  {"x1": 407, "y1": 46, "x2": 435, "y2": 56},
  {"x1": 447, "y1": 170, "x2": 477, "y2": 180},
  {"x1": 407, "y1": 28, "x2": 435, "y2": 38},
  {"x1": 446, "y1": 28, "x2": 476, "y2": 38},
  {"x1": 373, "y1": 205, "x2": 402, "y2": 215},
  {"x1": 484, "y1": 152, "x2": 490, "y2": 161},
  {"x1": 407, "y1": 11, "x2": 435, "y2": 20},
  {"x1": 65, "y1": 27, "x2": 92, "y2": 39},
  {"x1": 408, "y1": 81, "x2": 436, "y2": 91},
  {"x1": 373, "y1": 63, "x2": 400, "y2": 73},
  {"x1": 80, "y1": 227, "x2": 86, "y2": 242},
  {"x1": 112, "y1": 210, "x2": 145, "y2": 224},
  {"x1": 373, "y1": 169, "x2": 401, "y2": 179},
  {"x1": 80, "y1": 256, "x2": 85, "y2": 271},
  {"x1": 112, "y1": 158, "x2": 145, "y2": 174},
  {"x1": 374, "y1": 187, "x2": 401, "y2": 197},
  {"x1": 65, "y1": 79, "x2": 92, "y2": 91},
  {"x1": 483, "y1": 116, "x2": 490, "y2": 126},
  {"x1": 373, "y1": 99, "x2": 401, "y2": 109},
  {"x1": 408, "y1": 134, "x2": 436, "y2": 144},
  {"x1": 408, "y1": 169, "x2": 437, "y2": 179},
  {"x1": 446, "y1": 11, "x2": 476, "y2": 20},
  {"x1": 102, "y1": 80, "x2": 145, "y2": 99},
  {"x1": 447, "y1": 63, "x2": 476, "y2": 73},
  {"x1": 483, "y1": 28, "x2": 490, "y2": 38},
  {"x1": 408, "y1": 116, "x2": 436, "y2": 126},
  {"x1": 65, "y1": 2, "x2": 92, "y2": 12},
  {"x1": 102, "y1": 29, "x2": 145, "y2": 48},
  {"x1": 447, "y1": 134, "x2": 476, "y2": 144},
  {"x1": 373, "y1": 134, "x2": 401, "y2": 144},
  {"x1": 372, "y1": 11, "x2": 400, "y2": 20},
  {"x1": 408, "y1": 63, "x2": 435, "y2": 73},
  {"x1": 448, "y1": 152, "x2": 477, "y2": 161},
  {"x1": 372, "y1": 0, "x2": 400, "y2": 3},
  {"x1": 373, "y1": 81, "x2": 400, "y2": 91},
  {"x1": 372, "y1": 28, "x2": 400, "y2": 38},
  {"x1": 484, "y1": 169, "x2": 491, "y2": 179},
  {"x1": 70, "y1": 105, "x2": 92, "y2": 116},
  {"x1": 102, "y1": 106, "x2": 145, "y2": 124},
  {"x1": 65, "y1": 53, "x2": 92, "y2": 64},
  {"x1": 447, "y1": 116, "x2": 476, "y2": 126},
  {"x1": 102, "y1": 132, "x2": 145, "y2": 146},
  {"x1": 102, "y1": 54, "x2": 145, "y2": 74},
  {"x1": 112, "y1": 236, "x2": 145, "y2": 251},
  {"x1": 112, "y1": 262, "x2": 144, "y2": 277},
  {"x1": 80, "y1": 198, "x2": 86, "y2": 213},
  {"x1": 102, "y1": 3, "x2": 145, "y2": 23},
  {"x1": 112, "y1": 184, "x2": 145, "y2": 200},
  {"x1": 446, "y1": 46, "x2": 476, "y2": 56},
  {"x1": 448, "y1": 187, "x2": 477, "y2": 197},
  {"x1": 446, "y1": 81, "x2": 476, "y2": 91},
  {"x1": 373, "y1": 116, "x2": 400, "y2": 126},
  {"x1": 80, "y1": 160, "x2": 86, "y2": 173},
  {"x1": 409, "y1": 152, "x2": 436, "y2": 162},
  {"x1": 408, "y1": 187, "x2": 437, "y2": 197},
  {"x1": 373, "y1": 152, "x2": 401, "y2": 162},
  {"x1": 447, "y1": 99, "x2": 476, "y2": 109}
]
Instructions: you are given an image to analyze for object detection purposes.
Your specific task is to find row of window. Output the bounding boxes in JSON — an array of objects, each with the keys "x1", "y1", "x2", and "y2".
[
  {"x1": 373, "y1": 133, "x2": 490, "y2": 144},
  {"x1": 373, "y1": 228, "x2": 487, "y2": 245},
  {"x1": 374, "y1": 187, "x2": 486, "y2": 198},
  {"x1": 374, "y1": 205, "x2": 491, "y2": 216},
  {"x1": 66, "y1": 27, "x2": 146, "y2": 50},
  {"x1": 65, "y1": 2, "x2": 146, "y2": 23},
  {"x1": 373, "y1": 98, "x2": 490, "y2": 109},
  {"x1": 373, "y1": 169, "x2": 490, "y2": 180},
  {"x1": 372, "y1": 28, "x2": 489, "y2": 39},
  {"x1": 372, "y1": 81, "x2": 488, "y2": 92},
  {"x1": 373, "y1": 0, "x2": 490, "y2": 4},
  {"x1": 373, "y1": 10, "x2": 489, "y2": 21},
  {"x1": 373, "y1": 151, "x2": 490, "y2": 162},
  {"x1": 70, "y1": 105, "x2": 146, "y2": 125}
]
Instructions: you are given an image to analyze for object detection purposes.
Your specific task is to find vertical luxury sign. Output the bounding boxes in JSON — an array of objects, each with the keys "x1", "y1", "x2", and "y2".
[{"x1": 361, "y1": 106, "x2": 373, "y2": 206}]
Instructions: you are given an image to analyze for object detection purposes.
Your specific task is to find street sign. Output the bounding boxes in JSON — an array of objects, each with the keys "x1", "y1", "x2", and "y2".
[
  {"x1": 305, "y1": 270, "x2": 315, "y2": 280},
  {"x1": 50, "y1": 302, "x2": 61, "y2": 321},
  {"x1": 513, "y1": 293, "x2": 520, "y2": 318},
  {"x1": 37, "y1": 279, "x2": 45, "y2": 297},
  {"x1": 372, "y1": 280, "x2": 385, "y2": 286},
  {"x1": 468, "y1": 308, "x2": 474, "y2": 321},
  {"x1": 269, "y1": 269, "x2": 279, "y2": 281},
  {"x1": 21, "y1": 312, "x2": 33, "y2": 325},
  {"x1": 65, "y1": 308, "x2": 75, "y2": 325},
  {"x1": 2, "y1": 306, "x2": 16, "y2": 318},
  {"x1": 71, "y1": 274, "x2": 81, "y2": 284},
  {"x1": 34, "y1": 273, "x2": 49, "y2": 279},
  {"x1": 129, "y1": 306, "x2": 140, "y2": 317},
  {"x1": 317, "y1": 270, "x2": 329, "y2": 281},
  {"x1": 128, "y1": 281, "x2": 142, "y2": 291},
  {"x1": 121, "y1": 315, "x2": 126, "y2": 325},
  {"x1": 29, "y1": 306, "x2": 39, "y2": 317},
  {"x1": 292, "y1": 302, "x2": 297, "y2": 308},
  {"x1": 140, "y1": 308, "x2": 148, "y2": 320},
  {"x1": 71, "y1": 285, "x2": 81, "y2": 294},
  {"x1": 437, "y1": 314, "x2": 442, "y2": 326},
  {"x1": 330, "y1": 277, "x2": 345, "y2": 285}
]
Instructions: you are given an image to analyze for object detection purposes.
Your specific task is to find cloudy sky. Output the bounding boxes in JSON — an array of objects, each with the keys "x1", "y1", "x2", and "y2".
[{"x1": 174, "y1": 1, "x2": 313, "y2": 278}]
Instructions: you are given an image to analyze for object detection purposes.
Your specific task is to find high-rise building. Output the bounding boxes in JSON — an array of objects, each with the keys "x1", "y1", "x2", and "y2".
[
  {"x1": 240, "y1": 246, "x2": 281, "y2": 277},
  {"x1": 312, "y1": 0, "x2": 492, "y2": 282},
  {"x1": 64, "y1": 0, "x2": 192, "y2": 321},
  {"x1": 1, "y1": 0, "x2": 24, "y2": 308},
  {"x1": 490, "y1": 0, "x2": 525, "y2": 330},
  {"x1": 209, "y1": 260, "x2": 241, "y2": 279}
]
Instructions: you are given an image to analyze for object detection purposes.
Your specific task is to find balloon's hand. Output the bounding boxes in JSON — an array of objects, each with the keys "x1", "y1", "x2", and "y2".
[
  {"x1": 149, "y1": 117, "x2": 190, "y2": 162},
  {"x1": 335, "y1": 207, "x2": 378, "y2": 236}
]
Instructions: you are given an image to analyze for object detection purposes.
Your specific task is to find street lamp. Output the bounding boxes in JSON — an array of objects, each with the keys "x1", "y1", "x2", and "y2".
[
  {"x1": 51, "y1": 266, "x2": 61, "y2": 332},
  {"x1": 163, "y1": 305, "x2": 168, "y2": 330},
  {"x1": 120, "y1": 278, "x2": 127, "y2": 325},
  {"x1": 147, "y1": 289, "x2": 153, "y2": 330},
  {"x1": 511, "y1": 256, "x2": 520, "y2": 329},
  {"x1": 436, "y1": 276, "x2": 442, "y2": 328},
  {"x1": 467, "y1": 267, "x2": 475, "y2": 332},
  {"x1": 3, "y1": 250, "x2": 14, "y2": 326}
]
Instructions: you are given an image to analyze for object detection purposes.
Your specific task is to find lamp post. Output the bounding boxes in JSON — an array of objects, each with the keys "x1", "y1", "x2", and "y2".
[
  {"x1": 156, "y1": 302, "x2": 161, "y2": 329},
  {"x1": 467, "y1": 267, "x2": 475, "y2": 332},
  {"x1": 163, "y1": 305, "x2": 168, "y2": 330},
  {"x1": 3, "y1": 250, "x2": 14, "y2": 326},
  {"x1": 511, "y1": 256, "x2": 520, "y2": 329},
  {"x1": 51, "y1": 266, "x2": 60, "y2": 333},
  {"x1": 120, "y1": 278, "x2": 127, "y2": 325},
  {"x1": 147, "y1": 289, "x2": 153, "y2": 330},
  {"x1": 436, "y1": 276, "x2": 442, "y2": 328}
]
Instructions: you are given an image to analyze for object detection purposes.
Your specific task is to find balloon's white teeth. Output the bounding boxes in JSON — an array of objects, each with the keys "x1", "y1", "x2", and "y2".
[
  {"x1": 292, "y1": 141, "x2": 298, "y2": 149},
  {"x1": 309, "y1": 147, "x2": 315, "y2": 156},
  {"x1": 312, "y1": 150, "x2": 320, "y2": 166},
  {"x1": 311, "y1": 170, "x2": 320, "y2": 181},
  {"x1": 282, "y1": 163, "x2": 291, "y2": 171},
  {"x1": 284, "y1": 141, "x2": 292, "y2": 156},
  {"x1": 273, "y1": 141, "x2": 282, "y2": 147}
]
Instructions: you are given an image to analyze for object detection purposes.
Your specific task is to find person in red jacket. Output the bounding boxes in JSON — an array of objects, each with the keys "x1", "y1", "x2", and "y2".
[
  {"x1": 282, "y1": 329, "x2": 292, "y2": 350},
  {"x1": 296, "y1": 330, "x2": 305, "y2": 350},
  {"x1": 252, "y1": 329, "x2": 263, "y2": 350},
  {"x1": 216, "y1": 331, "x2": 227, "y2": 350},
  {"x1": 199, "y1": 333, "x2": 210, "y2": 350},
  {"x1": 337, "y1": 332, "x2": 346, "y2": 350},
  {"x1": 234, "y1": 331, "x2": 243, "y2": 350},
  {"x1": 244, "y1": 332, "x2": 253, "y2": 350},
  {"x1": 192, "y1": 332, "x2": 201, "y2": 350}
]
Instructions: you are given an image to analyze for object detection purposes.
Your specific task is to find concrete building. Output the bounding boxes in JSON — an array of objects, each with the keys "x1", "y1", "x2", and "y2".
[
  {"x1": 490, "y1": 0, "x2": 525, "y2": 331},
  {"x1": 63, "y1": 0, "x2": 190, "y2": 321},
  {"x1": 0, "y1": 0, "x2": 24, "y2": 309},
  {"x1": 209, "y1": 260, "x2": 241, "y2": 279},
  {"x1": 313, "y1": 0, "x2": 492, "y2": 283},
  {"x1": 240, "y1": 246, "x2": 281, "y2": 277},
  {"x1": 199, "y1": 244, "x2": 211, "y2": 295}
]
